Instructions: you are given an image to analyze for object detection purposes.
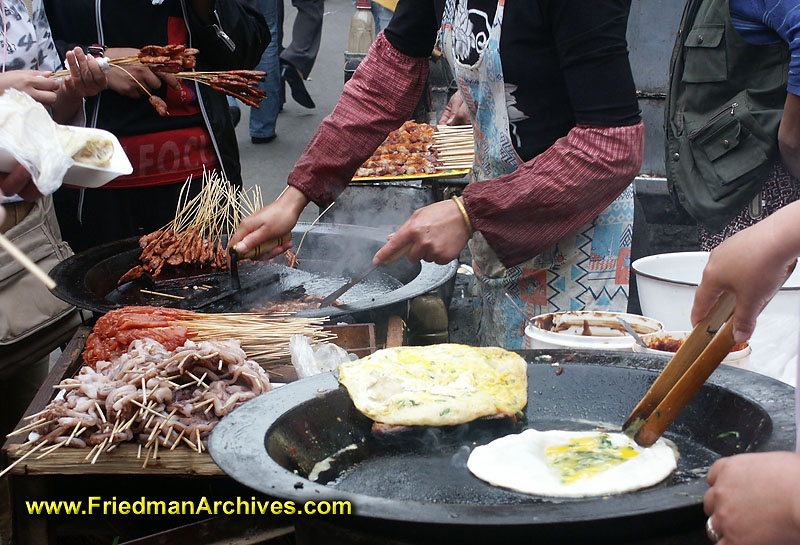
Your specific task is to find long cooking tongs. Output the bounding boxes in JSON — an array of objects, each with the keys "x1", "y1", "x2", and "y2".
[{"x1": 622, "y1": 292, "x2": 737, "y2": 447}]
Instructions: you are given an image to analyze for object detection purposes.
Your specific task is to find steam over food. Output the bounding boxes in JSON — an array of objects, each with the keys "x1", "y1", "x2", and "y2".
[
  {"x1": 467, "y1": 429, "x2": 678, "y2": 498},
  {"x1": 337, "y1": 344, "x2": 527, "y2": 426}
]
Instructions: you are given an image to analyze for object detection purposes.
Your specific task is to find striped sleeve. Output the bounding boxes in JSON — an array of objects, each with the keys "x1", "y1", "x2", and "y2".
[
  {"x1": 461, "y1": 122, "x2": 645, "y2": 268},
  {"x1": 287, "y1": 32, "x2": 429, "y2": 206}
]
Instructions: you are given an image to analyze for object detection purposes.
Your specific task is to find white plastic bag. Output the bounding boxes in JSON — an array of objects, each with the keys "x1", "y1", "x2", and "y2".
[{"x1": 289, "y1": 334, "x2": 355, "y2": 379}]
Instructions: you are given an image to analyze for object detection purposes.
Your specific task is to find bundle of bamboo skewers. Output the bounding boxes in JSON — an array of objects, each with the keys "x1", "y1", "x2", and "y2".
[
  {"x1": 434, "y1": 124, "x2": 475, "y2": 171},
  {"x1": 176, "y1": 312, "x2": 337, "y2": 366},
  {"x1": 52, "y1": 44, "x2": 266, "y2": 116},
  {"x1": 118, "y1": 170, "x2": 264, "y2": 284},
  {"x1": 0, "y1": 306, "x2": 340, "y2": 472},
  {"x1": 82, "y1": 305, "x2": 335, "y2": 370}
]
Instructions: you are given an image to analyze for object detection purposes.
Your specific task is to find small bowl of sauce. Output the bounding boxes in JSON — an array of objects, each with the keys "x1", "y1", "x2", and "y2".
[{"x1": 632, "y1": 330, "x2": 751, "y2": 366}]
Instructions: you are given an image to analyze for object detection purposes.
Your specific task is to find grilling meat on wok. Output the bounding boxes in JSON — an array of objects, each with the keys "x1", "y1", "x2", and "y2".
[{"x1": 118, "y1": 228, "x2": 228, "y2": 284}]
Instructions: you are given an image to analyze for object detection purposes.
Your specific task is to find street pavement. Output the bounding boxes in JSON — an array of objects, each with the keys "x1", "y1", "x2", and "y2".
[{"x1": 235, "y1": 0, "x2": 355, "y2": 222}]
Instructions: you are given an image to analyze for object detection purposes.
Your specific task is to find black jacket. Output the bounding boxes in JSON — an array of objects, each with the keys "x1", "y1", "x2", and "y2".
[{"x1": 44, "y1": 0, "x2": 270, "y2": 186}]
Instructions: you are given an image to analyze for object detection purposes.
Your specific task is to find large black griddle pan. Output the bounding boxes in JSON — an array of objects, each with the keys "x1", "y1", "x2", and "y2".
[
  {"x1": 209, "y1": 349, "x2": 795, "y2": 544},
  {"x1": 50, "y1": 223, "x2": 456, "y2": 318}
]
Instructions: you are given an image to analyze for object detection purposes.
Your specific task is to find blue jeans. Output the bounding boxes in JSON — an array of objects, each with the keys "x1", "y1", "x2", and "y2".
[
  {"x1": 250, "y1": 0, "x2": 281, "y2": 138},
  {"x1": 352, "y1": 1, "x2": 394, "y2": 36},
  {"x1": 370, "y1": 2, "x2": 393, "y2": 34}
]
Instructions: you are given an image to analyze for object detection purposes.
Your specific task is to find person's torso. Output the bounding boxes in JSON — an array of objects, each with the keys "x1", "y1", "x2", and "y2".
[
  {"x1": 437, "y1": 0, "x2": 574, "y2": 160},
  {"x1": 47, "y1": 0, "x2": 204, "y2": 136},
  {"x1": 45, "y1": 0, "x2": 219, "y2": 186},
  {"x1": 1, "y1": 0, "x2": 59, "y2": 72},
  {"x1": 665, "y1": 0, "x2": 790, "y2": 231}
]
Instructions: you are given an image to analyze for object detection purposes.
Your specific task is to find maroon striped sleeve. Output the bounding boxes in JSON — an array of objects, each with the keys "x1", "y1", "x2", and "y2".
[
  {"x1": 462, "y1": 122, "x2": 645, "y2": 268},
  {"x1": 287, "y1": 32, "x2": 429, "y2": 206}
]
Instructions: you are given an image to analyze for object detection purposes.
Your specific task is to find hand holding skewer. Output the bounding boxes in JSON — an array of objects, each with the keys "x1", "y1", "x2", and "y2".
[
  {"x1": 53, "y1": 45, "x2": 267, "y2": 116},
  {"x1": 104, "y1": 47, "x2": 181, "y2": 99},
  {"x1": 229, "y1": 186, "x2": 307, "y2": 262}
]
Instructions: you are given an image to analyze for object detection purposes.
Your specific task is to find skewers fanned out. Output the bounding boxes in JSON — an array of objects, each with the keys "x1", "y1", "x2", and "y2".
[
  {"x1": 354, "y1": 122, "x2": 475, "y2": 179},
  {"x1": 118, "y1": 170, "x2": 263, "y2": 284},
  {"x1": 52, "y1": 44, "x2": 266, "y2": 116},
  {"x1": 2, "y1": 305, "x2": 338, "y2": 471}
]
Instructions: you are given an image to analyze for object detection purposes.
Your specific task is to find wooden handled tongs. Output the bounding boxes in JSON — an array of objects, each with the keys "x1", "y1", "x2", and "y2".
[{"x1": 622, "y1": 292, "x2": 737, "y2": 447}]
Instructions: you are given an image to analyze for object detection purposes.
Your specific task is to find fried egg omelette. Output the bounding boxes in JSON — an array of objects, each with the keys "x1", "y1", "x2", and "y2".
[
  {"x1": 467, "y1": 429, "x2": 678, "y2": 497},
  {"x1": 337, "y1": 344, "x2": 527, "y2": 426}
]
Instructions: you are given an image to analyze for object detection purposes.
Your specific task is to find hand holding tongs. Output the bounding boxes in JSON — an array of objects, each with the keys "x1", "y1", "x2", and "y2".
[{"x1": 622, "y1": 292, "x2": 737, "y2": 447}]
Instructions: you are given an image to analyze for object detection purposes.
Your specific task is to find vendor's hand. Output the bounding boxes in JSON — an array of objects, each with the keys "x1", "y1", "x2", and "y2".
[
  {"x1": 229, "y1": 186, "x2": 309, "y2": 260},
  {"x1": 105, "y1": 48, "x2": 181, "y2": 99},
  {"x1": 704, "y1": 452, "x2": 800, "y2": 545},
  {"x1": 373, "y1": 199, "x2": 470, "y2": 266},
  {"x1": 0, "y1": 70, "x2": 59, "y2": 105},
  {"x1": 60, "y1": 47, "x2": 107, "y2": 98},
  {"x1": 691, "y1": 209, "x2": 798, "y2": 343},
  {"x1": 439, "y1": 92, "x2": 471, "y2": 126},
  {"x1": 0, "y1": 163, "x2": 41, "y2": 202}
]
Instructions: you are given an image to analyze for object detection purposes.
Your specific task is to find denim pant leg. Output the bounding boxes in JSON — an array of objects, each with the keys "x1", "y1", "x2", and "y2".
[
  {"x1": 250, "y1": 0, "x2": 281, "y2": 138},
  {"x1": 370, "y1": 2, "x2": 393, "y2": 34}
]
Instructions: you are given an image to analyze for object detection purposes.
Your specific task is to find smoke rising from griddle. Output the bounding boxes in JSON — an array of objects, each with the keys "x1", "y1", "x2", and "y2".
[{"x1": 316, "y1": 180, "x2": 434, "y2": 274}]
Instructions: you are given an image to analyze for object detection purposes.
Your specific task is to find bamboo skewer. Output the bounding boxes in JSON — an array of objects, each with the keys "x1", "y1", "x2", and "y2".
[
  {"x1": 139, "y1": 289, "x2": 186, "y2": 300},
  {"x1": 6, "y1": 419, "x2": 55, "y2": 438},
  {"x1": 0, "y1": 442, "x2": 46, "y2": 478},
  {"x1": 0, "y1": 233, "x2": 56, "y2": 290}
]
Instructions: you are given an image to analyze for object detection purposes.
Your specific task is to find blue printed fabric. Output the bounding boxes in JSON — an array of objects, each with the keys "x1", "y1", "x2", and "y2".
[{"x1": 731, "y1": 0, "x2": 800, "y2": 94}]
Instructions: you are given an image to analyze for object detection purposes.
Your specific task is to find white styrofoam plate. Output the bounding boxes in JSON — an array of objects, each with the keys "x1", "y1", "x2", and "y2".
[{"x1": 0, "y1": 125, "x2": 132, "y2": 189}]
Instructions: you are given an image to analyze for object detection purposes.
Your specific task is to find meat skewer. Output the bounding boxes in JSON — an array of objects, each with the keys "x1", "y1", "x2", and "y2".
[{"x1": 51, "y1": 45, "x2": 266, "y2": 117}]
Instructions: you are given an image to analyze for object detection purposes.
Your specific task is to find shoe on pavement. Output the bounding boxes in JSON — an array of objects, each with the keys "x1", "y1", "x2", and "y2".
[
  {"x1": 281, "y1": 63, "x2": 315, "y2": 109},
  {"x1": 229, "y1": 105, "x2": 241, "y2": 127},
  {"x1": 251, "y1": 135, "x2": 277, "y2": 144}
]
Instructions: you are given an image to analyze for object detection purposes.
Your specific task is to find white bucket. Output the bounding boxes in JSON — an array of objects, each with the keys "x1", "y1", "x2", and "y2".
[
  {"x1": 523, "y1": 311, "x2": 663, "y2": 351},
  {"x1": 632, "y1": 251, "x2": 800, "y2": 385},
  {"x1": 631, "y1": 330, "x2": 752, "y2": 369}
]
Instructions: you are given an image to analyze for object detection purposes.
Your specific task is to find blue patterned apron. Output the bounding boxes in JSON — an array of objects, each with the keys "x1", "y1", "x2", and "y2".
[{"x1": 439, "y1": 0, "x2": 635, "y2": 348}]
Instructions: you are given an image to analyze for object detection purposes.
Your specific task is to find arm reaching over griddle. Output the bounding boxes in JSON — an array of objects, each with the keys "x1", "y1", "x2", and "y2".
[
  {"x1": 229, "y1": 186, "x2": 305, "y2": 259},
  {"x1": 230, "y1": 32, "x2": 430, "y2": 256},
  {"x1": 691, "y1": 199, "x2": 800, "y2": 343}
]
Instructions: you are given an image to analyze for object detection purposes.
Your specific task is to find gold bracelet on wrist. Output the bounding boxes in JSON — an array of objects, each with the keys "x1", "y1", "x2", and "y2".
[{"x1": 451, "y1": 195, "x2": 474, "y2": 237}]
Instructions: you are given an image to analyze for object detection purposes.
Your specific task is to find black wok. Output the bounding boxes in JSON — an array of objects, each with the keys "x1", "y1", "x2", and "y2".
[
  {"x1": 209, "y1": 349, "x2": 794, "y2": 544},
  {"x1": 49, "y1": 223, "x2": 457, "y2": 319}
]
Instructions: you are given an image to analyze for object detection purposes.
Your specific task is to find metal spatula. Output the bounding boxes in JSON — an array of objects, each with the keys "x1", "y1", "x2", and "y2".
[{"x1": 319, "y1": 244, "x2": 411, "y2": 307}]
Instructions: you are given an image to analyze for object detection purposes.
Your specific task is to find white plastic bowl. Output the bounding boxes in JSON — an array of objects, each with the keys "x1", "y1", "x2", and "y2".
[
  {"x1": 632, "y1": 251, "x2": 800, "y2": 385},
  {"x1": 631, "y1": 330, "x2": 752, "y2": 368},
  {"x1": 632, "y1": 251, "x2": 800, "y2": 330},
  {"x1": 523, "y1": 310, "x2": 663, "y2": 351},
  {"x1": 0, "y1": 125, "x2": 132, "y2": 189}
]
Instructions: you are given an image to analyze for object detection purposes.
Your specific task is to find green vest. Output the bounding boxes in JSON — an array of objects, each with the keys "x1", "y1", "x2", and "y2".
[{"x1": 666, "y1": 0, "x2": 789, "y2": 233}]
